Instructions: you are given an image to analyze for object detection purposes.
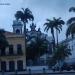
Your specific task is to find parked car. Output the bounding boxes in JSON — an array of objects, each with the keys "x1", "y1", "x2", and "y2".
[
  {"x1": 61, "y1": 61, "x2": 75, "y2": 71},
  {"x1": 52, "y1": 61, "x2": 75, "y2": 71},
  {"x1": 61, "y1": 62, "x2": 71, "y2": 71}
]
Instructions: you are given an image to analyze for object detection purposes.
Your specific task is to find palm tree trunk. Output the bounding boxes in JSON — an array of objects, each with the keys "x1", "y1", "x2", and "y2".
[
  {"x1": 24, "y1": 22, "x2": 27, "y2": 70},
  {"x1": 52, "y1": 33, "x2": 55, "y2": 53},
  {"x1": 56, "y1": 29, "x2": 58, "y2": 46},
  {"x1": 72, "y1": 38, "x2": 73, "y2": 51}
]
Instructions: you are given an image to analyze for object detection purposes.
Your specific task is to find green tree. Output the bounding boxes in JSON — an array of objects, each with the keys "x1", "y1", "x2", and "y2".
[
  {"x1": 66, "y1": 23, "x2": 75, "y2": 38},
  {"x1": 0, "y1": 29, "x2": 9, "y2": 53},
  {"x1": 66, "y1": 7, "x2": 75, "y2": 50},
  {"x1": 66, "y1": 7, "x2": 75, "y2": 38},
  {"x1": 26, "y1": 36, "x2": 48, "y2": 62},
  {"x1": 15, "y1": 8, "x2": 34, "y2": 66},
  {"x1": 53, "y1": 17, "x2": 65, "y2": 46},
  {"x1": 69, "y1": 7, "x2": 75, "y2": 12},
  {"x1": 44, "y1": 17, "x2": 64, "y2": 51},
  {"x1": 49, "y1": 44, "x2": 71, "y2": 69},
  {"x1": 44, "y1": 18, "x2": 55, "y2": 49}
]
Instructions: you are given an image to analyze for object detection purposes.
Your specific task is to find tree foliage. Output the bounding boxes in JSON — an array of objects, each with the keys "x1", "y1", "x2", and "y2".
[
  {"x1": 44, "y1": 17, "x2": 64, "y2": 50},
  {"x1": 69, "y1": 7, "x2": 75, "y2": 12},
  {"x1": 26, "y1": 36, "x2": 48, "y2": 61},
  {"x1": 66, "y1": 23, "x2": 75, "y2": 38},
  {"x1": 15, "y1": 8, "x2": 34, "y2": 23},
  {"x1": 0, "y1": 29, "x2": 9, "y2": 50},
  {"x1": 49, "y1": 44, "x2": 71, "y2": 66},
  {"x1": 66, "y1": 7, "x2": 75, "y2": 38}
]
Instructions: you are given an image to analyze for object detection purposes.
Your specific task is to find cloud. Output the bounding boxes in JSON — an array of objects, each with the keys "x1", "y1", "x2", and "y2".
[{"x1": 0, "y1": 0, "x2": 75, "y2": 41}]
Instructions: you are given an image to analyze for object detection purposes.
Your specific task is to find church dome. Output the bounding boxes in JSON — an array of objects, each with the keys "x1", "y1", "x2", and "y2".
[{"x1": 12, "y1": 20, "x2": 23, "y2": 34}]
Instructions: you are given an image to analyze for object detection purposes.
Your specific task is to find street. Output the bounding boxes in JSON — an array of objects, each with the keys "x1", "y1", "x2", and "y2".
[{"x1": 29, "y1": 72, "x2": 75, "y2": 75}]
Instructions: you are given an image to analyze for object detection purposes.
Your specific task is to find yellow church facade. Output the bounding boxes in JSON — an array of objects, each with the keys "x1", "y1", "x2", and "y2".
[{"x1": 0, "y1": 20, "x2": 26, "y2": 72}]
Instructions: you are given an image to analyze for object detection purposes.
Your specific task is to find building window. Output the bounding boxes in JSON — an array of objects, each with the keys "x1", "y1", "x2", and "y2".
[
  {"x1": 9, "y1": 45, "x2": 14, "y2": 55},
  {"x1": 9, "y1": 61, "x2": 15, "y2": 71},
  {"x1": 17, "y1": 60, "x2": 23, "y2": 71},
  {"x1": 1, "y1": 49, "x2": 5, "y2": 56},
  {"x1": 17, "y1": 44, "x2": 22, "y2": 55},
  {"x1": 16, "y1": 29, "x2": 20, "y2": 34},
  {"x1": 1, "y1": 61, "x2": 6, "y2": 71}
]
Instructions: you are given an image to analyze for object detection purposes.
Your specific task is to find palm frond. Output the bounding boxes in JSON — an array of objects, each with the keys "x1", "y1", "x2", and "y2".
[
  {"x1": 27, "y1": 14, "x2": 34, "y2": 21},
  {"x1": 22, "y1": 8, "x2": 24, "y2": 12},
  {"x1": 55, "y1": 27, "x2": 60, "y2": 33},
  {"x1": 59, "y1": 20, "x2": 65, "y2": 25},
  {"x1": 15, "y1": 11, "x2": 24, "y2": 20},
  {"x1": 25, "y1": 8, "x2": 34, "y2": 21},
  {"x1": 44, "y1": 26, "x2": 49, "y2": 32},
  {"x1": 15, "y1": 8, "x2": 34, "y2": 23},
  {"x1": 66, "y1": 26, "x2": 71, "y2": 38},
  {"x1": 25, "y1": 8, "x2": 32, "y2": 14},
  {"x1": 44, "y1": 19, "x2": 53, "y2": 32},
  {"x1": 58, "y1": 25, "x2": 62, "y2": 31},
  {"x1": 66, "y1": 22, "x2": 75, "y2": 38},
  {"x1": 46, "y1": 19, "x2": 51, "y2": 22},
  {"x1": 69, "y1": 7, "x2": 75, "y2": 12},
  {"x1": 44, "y1": 22, "x2": 49, "y2": 26},
  {"x1": 67, "y1": 17, "x2": 75, "y2": 25}
]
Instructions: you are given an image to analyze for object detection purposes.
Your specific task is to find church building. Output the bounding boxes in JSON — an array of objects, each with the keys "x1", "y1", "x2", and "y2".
[{"x1": 0, "y1": 20, "x2": 26, "y2": 73}]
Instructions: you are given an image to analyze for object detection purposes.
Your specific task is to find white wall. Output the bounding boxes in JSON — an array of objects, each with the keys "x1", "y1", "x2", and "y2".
[{"x1": 67, "y1": 38, "x2": 75, "y2": 59}]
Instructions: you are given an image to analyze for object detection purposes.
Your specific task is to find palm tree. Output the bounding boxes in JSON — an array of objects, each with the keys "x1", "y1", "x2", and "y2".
[
  {"x1": 0, "y1": 29, "x2": 9, "y2": 54},
  {"x1": 44, "y1": 17, "x2": 64, "y2": 51},
  {"x1": 66, "y1": 22, "x2": 75, "y2": 38},
  {"x1": 15, "y1": 8, "x2": 34, "y2": 68},
  {"x1": 15, "y1": 8, "x2": 34, "y2": 36},
  {"x1": 69, "y1": 7, "x2": 75, "y2": 12},
  {"x1": 27, "y1": 36, "x2": 48, "y2": 65},
  {"x1": 66, "y1": 7, "x2": 75, "y2": 50},
  {"x1": 44, "y1": 18, "x2": 55, "y2": 50},
  {"x1": 49, "y1": 44, "x2": 71, "y2": 70},
  {"x1": 66, "y1": 7, "x2": 75, "y2": 38},
  {"x1": 26, "y1": 35, "x2": 48, "y2": 65},
  {"x1": 53, "y1": 17, "x2": 65, "y2": 46}
]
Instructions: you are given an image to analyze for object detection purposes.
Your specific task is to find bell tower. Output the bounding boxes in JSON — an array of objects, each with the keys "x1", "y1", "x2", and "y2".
[{"x1": 12, "y1": 20, "x2": 23, "y2": 34}]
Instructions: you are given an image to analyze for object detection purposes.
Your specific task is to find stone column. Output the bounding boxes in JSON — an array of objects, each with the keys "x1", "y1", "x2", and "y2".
[
  {"x1": 15, "y1": 60, "x2": 17, "y2": 70},
  {"x1": 6, "y1": 61, "x2": 9, "y2": 71},
  {"x1": 23, "y1": 60, "x2": 26, "y2": 70},
  {"x1": 5, "y1": 48, "x2": 9, "y2": 55},
  {"x1": 14, "y1": 45, "x2": 17, "y2": 55}
]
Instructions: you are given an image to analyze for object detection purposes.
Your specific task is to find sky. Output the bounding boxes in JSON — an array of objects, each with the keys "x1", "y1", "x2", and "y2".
[{"x1": 0, "y1": 0, "x2": 75, "y2": 41}]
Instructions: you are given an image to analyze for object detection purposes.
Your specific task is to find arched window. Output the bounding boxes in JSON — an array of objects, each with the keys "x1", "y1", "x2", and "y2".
[
  {"x1": 9, "y1": 45, "x2": 14, "y2": 55},
  {"x1": 17, "y1": 44, "x2": 22, "y2": 55},
  {"x1": 9, "y1": 61, "x2": 15, "y2": 71},
  {"x1": 16, "y1": 29, "x2": 20, "y2": 34},
  {"x1": 17, "y1": 60, "x2": 23, "y2": 71},
  {"x1": 1, "y1": 61, "x2": 6, "y2": 71}
]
